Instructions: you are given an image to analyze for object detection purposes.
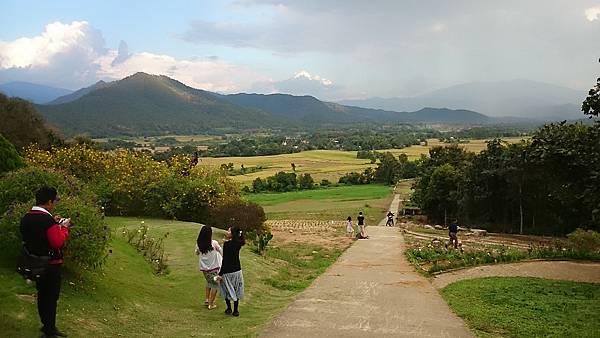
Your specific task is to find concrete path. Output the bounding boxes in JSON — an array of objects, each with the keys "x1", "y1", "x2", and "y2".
[
  {"x1": 261, "y1": 195, "x2": 474, "y2": 338},
  {"x1": 432, "y1": 260, "x2": 600, "y2": 289},
  {"x1": 377, "y1": 193, "x2": 401, "y2": 227}
]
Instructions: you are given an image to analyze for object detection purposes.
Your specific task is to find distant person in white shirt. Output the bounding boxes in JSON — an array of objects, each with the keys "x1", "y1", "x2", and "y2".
[{"x1": 195, "y1": 226, "x2": 222, "y2": 309}]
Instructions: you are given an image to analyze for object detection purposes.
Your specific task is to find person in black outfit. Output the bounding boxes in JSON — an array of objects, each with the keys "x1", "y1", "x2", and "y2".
[
  {"x1": 356, "y1": 212, "x2": 368, "y2": 239},
  {"x1": 20, "y1": 187, "x2": 71, "y2": 338},
  {"x1": 217, "y1": 226, "x2": 245, "y2": 317},
  {"x1": 448, "y1": 219, "x2": 459, "y2": 249}
]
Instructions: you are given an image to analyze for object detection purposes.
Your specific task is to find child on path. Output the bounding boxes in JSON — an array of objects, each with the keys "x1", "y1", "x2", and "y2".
[
  {"x1": 216, "y1": 226, "x2": 245, "y2": 317},
  {"x1": 195, "y1": 226, "x2": 222, "y2": 309},
  {"x1": 346, "y1": 216, "x2": 354, "y2": 237}
]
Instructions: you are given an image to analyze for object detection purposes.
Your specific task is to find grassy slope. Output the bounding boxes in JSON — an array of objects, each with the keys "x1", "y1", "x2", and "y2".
[
  {"x1": 0, "y1": 217, "x2": 345, "y2": 337},
  {"x1": 441, "y1": 277, "x2": 600, "y2": 338},
  {"x1": 246, "y1": 184, "x2": 394, "y2": 225}
]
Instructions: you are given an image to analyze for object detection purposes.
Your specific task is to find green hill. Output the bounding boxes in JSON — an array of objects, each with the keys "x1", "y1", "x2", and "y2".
[
  {"x1": 0, "y1": 93, "x2": 62, "y2": 149},
  {"x1": 38, "y1": 73, "x2": 277, "y2": 136},
  {"x1": 39, "y1": 73, "x2": 492, "y2": 137}
]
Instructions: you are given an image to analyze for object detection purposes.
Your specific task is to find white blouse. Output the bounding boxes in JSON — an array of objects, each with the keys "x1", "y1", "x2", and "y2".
[{"x1": 195, "y1": 240, "x2": 223, "y2": 272}]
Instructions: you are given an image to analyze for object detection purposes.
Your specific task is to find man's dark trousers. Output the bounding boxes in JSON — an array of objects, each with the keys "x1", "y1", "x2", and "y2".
[{"x1": 36, "y1": 265, "x2": 61, "y2": 334}]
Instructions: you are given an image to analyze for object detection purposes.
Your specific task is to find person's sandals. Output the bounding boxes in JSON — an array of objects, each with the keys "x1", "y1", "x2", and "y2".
[
  {"x1": 204, "y1": 299, "x2": 209, "y2": 306},
  {"x1": 208, "y1": 304, "x2": 217, "y2": 310}
]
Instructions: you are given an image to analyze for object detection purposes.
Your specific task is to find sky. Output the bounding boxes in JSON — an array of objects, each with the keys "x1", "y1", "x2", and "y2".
[{"x1": 0, "y1": 0, "x2": 599, "y2": 100}]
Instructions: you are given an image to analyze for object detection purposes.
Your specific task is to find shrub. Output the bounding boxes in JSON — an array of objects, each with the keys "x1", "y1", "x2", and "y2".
[
  {"x1": 298, "y1": 173, "x2": 315, "y2": 190},
  {"x1": 24, "y1": 145, "x2": 239, "y2": 223},
  {"x1": 209, "y1": 199, "x2": 267, "y2": 234},
  {"x1": 567, "y1": 229, "x2": 600, "y2": 253},
  {"x1": 0, "y1": 134, "x2": 24, "y2": 174},
  {"x1": 0, "y1": 166, "x2": 95, "y2": 214},
  {"x1": 0, "y1": 176, "x2": 110, "y2": 270}
]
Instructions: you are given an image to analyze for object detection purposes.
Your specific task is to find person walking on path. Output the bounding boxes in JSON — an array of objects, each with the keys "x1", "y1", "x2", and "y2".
[
  {"x1": 356, "y1": 212, "x2": 368, "y2": 239},
  {"x1": 20, "y1": 187, "x2": 71, "y2": 338},
  {"x1": 346, "y1": 216, "x2": 354, "y2": 238},
  {"x1": 195, "y1": 226, "x2": 222, "y2": 310},
  {"x1": 447, "y1": 219, "x2": 459, "y2": 249},
  {"x1": 386, "y1": 211, "x2": 395, "y2": 227},
  {"x1": 217, "y1": 226, "x2": 245, "y2": 317}
]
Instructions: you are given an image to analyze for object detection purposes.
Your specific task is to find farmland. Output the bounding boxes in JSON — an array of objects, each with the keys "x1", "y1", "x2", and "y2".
[{"x1": 199, "y1": 137, "x2": 527, "y2": 184}]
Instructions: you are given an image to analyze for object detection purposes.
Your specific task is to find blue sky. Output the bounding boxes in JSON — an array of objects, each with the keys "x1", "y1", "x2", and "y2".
[{"x1": 1, "y1": 1, "x2": 599, "y2": 100}]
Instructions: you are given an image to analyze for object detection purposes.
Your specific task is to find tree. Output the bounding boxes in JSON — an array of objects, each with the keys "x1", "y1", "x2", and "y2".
[
  {"x1": 298, "y1": 173, "x2": 315, "y2": 190},
  {"x1": 0, "y1": 134, "x2": 24, "y2": 174},
  {"x1": 582, "y1": 58, "x2": 600, "y2": 117},
  {"x1": 374, "y1": 152, "x2": 400, "y2": 185}
]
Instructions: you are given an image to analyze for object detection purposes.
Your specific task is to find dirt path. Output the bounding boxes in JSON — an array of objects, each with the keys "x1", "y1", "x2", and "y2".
[
  {"x1": 261, "y1": 196, "x2": 474, "y2": 338},
  {"x1": 431, "y1": 260, "x2": 600, "y2": 289}
]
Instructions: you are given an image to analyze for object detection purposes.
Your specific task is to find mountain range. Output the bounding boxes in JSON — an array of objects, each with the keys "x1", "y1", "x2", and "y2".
[
  {"x1": 35, "y1": 73, "x2": 494, "y2": 136},
  {"x1": 340, "y1": 79, "x2": 586, "y2": 121},
  {"x1": 0, "y1": 81, "x2": 72, "y2": 104}
]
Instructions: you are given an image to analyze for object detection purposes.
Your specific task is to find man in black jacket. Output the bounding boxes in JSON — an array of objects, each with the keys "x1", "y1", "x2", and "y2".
[{"x1": 20, "y1": 187, "x2": 71, "y2": 338}]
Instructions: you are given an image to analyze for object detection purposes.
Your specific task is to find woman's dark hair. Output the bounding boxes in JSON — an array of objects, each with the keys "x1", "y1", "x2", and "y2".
[
  {"x1": 197, "y1": 226, "x2": 213, "y2": 254},
  {"x1": 347, "y1": 216, "x2": 352, "y2": 221},
  {"x1": 230, "y1": 226, "x2": 246, "y2": 246}
]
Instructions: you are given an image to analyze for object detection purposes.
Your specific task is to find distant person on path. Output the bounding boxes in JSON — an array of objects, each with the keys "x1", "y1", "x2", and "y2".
[
  {"x1": 346, "y1": 216, "x2": 354, "y2": 237},
  {"x1": 216, "y1": 226, "x2": 245, "y2": 317},
  {"x1": 20, "y1": 187, "x2": 71, "y2": 338},
  {"x1": 447, "y1": 219, "x2": 459, "y2": 249},
  {"x1": 356, "y1": 212, "x2": 368, "y2": 239},
  {"x1": 195, "y1": 226, "x2": 222, "y2": 310},
  {"x1": 386, "y1": 211, "x2": 395, "y2": 227}
]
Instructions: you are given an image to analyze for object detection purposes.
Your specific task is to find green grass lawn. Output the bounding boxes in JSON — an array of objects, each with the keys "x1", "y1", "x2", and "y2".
[
  {"x1": 245, "y1": 184, "x2": 392, "y2": 206},
  {"x1": 0, "y1": 217, "x2": 346, "y2": 337},
  {"x1": 441, "y1": 277, "x2": 600, "y2": 338},
  {"x1": 245, "y1": 184, "x2": 394, "y2": 225}
]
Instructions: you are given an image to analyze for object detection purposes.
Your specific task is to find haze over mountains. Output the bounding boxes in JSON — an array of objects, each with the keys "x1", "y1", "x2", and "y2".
[
  {"x1": 340, "y1": 80, "x2": 586, "y2": 121},
  {"x1": 0, "y1": 81, "x2": 72, "y2": 104},
  {"x1": 1, "y1": 73, "x2": 588, "y2": 137},
  {"x1": 34, "y1": 73, "x2": 492, "y2": 136}
]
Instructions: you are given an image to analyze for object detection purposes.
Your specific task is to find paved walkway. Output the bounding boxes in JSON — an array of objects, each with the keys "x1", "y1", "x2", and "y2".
[
  {"x1": 261, "y1": 195, "x2": 474, "y2": 338},
  {"x1": 377, "y1": 193, "x2": 401, "y2": 227},
  {"x1": 432, "y1": 260, "x2": 600, "y2": 289}
]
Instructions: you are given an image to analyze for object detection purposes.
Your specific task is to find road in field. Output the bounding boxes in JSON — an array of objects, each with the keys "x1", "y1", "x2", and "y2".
[{"x1": 261, "y1": 197, "x2": 474, "y2": 338}]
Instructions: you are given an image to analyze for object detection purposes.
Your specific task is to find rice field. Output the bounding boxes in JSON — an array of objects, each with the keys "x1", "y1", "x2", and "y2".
[{"x1": 199, "y1": 137, "x2": 527, "y2": 184}]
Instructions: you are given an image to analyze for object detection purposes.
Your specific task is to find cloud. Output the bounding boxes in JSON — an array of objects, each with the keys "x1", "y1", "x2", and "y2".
[
  {"x1": 248, "y1": 70, "x2": 359, "y2": 100},
  {"x1": 111, "y1": 40, "x2": 131, "y2": 66},
  {"x1": 0, "y1": 21, "x2": 266, "y2": 92},
  {"x1": 585, "y1": 6, "x2": 600, "y2": 21}
]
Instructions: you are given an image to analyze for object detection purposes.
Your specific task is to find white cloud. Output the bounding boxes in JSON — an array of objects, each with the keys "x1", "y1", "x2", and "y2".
[
  {"x1": 0, "y1": 21, "x2": 265, "y2": 92},
  {"x1": 585, "y1": 6, "x2": 600, "y2": 21},
  {"x1": 0, "y1": 21, "x2": 103, "y2": 69},
  {"x1": 293, "y1": 70, "x2": 333, "y2": 86},
  {"x1": 249, "y1": 70, "x2": 358, "y2": 100}
]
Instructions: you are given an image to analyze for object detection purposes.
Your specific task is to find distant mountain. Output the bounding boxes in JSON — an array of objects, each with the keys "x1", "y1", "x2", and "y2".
[
  {"x1": 221, "y1": 93, "x2": 491, "y2": 124},
  {"x1": 37, "y1": 73, "x2": 494, "y2": 137},
  {"x1": 48, "y1": 80, "x2": 110, "y2": 104},
  {"x1": 340, "y1": 80, "x2": 587, "y2": 121},
  {"x1": 0, "y1": 81, "x2": 72, "y2": 104},
  {"x1": 38, "y1": 73, "x2": 276, "y2": 136}
]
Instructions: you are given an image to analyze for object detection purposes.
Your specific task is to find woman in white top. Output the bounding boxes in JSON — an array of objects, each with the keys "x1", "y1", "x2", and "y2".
[{"x1": 195, "y1": 225, "x2": 222, "y2": 309}]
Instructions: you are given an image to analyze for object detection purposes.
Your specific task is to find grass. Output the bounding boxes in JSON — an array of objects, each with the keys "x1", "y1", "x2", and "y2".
[
  {"x1": 0, "y1": 217, "x2": 347, "y2": 337},
  {"x1": 246, "y1": 184, "x2": 394, "y2": 225},
  {"x1": 441, "y1": 277, "x2": 600, "y2": 338}
]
